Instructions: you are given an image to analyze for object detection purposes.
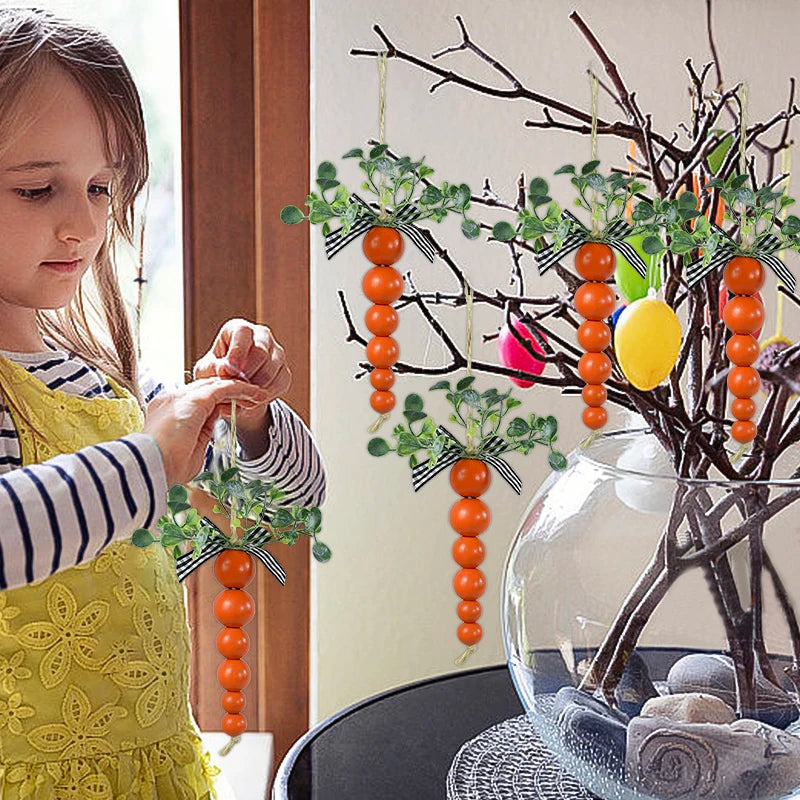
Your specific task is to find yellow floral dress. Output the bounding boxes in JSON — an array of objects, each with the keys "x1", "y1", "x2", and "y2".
[{"x1": 0, "y1": 355, "x2": 219, "y2": 799}]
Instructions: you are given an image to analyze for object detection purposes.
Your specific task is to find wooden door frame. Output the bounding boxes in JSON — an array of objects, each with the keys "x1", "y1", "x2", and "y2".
[{"x1": 179, "y1": 0, "x2": 310, "y2": 778}]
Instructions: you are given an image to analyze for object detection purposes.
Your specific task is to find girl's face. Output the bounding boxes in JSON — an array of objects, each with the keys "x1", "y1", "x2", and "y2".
[{"x1": 0, "y1": 68, "x2": 115, "y2": 349}]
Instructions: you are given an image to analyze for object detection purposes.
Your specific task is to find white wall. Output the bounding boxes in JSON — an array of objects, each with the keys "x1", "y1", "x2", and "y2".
[{"x1": 311, "y1": 0, "x2": 800, "y2": 722}]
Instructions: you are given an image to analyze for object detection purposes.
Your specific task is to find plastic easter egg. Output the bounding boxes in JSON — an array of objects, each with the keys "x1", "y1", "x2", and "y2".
[
  {"x1": 610, "y1": 304, "x2": 627, "y2": 332},
  {"x1": 614, "y1": 234, "x2": 661, "y2": 303},
  {"x1": 615, "y1": 435, "x2": 677, "y2": 514},
  {"x1": 498, "y1": 316, "x2": 547, "y2": 388},
  {"x1": 614, "y1": 292, "x2": 682, "y2": 391}
]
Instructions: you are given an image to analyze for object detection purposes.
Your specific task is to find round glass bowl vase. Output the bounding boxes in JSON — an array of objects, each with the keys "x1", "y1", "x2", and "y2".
[{"x1": 502, "y1": 430, "x2": 800, "y2": 800}]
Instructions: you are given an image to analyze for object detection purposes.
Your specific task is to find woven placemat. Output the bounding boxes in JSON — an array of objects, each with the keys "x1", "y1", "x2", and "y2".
[{"x1": 446, "y1": 714, "x2": 600, "y2": 800}]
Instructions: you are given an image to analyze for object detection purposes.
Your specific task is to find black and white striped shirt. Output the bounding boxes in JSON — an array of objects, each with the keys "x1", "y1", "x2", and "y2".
[{"x1": 0, "y1": 338, "x2": 326, "y2": 590}]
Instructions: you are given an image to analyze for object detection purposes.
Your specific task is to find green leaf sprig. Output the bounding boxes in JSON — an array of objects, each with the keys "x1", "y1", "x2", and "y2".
[
  {"x1": 492, "y1": 161, "x2": 646, "y2": 250},
  {"x1": 367, "y1": 377, "x2": 567, "y2": 472},
  {"x1": 131, "y1": 467, "x2": 330, "y2": 564},
  {"x1": 280, "y1": 145, "x2": 480, "y2": 239}
]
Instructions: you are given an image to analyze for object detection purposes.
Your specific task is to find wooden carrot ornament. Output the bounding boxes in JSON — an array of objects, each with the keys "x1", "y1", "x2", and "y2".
[{"x1": 368, "y1": 286, "x2": 567, "y2": 661}]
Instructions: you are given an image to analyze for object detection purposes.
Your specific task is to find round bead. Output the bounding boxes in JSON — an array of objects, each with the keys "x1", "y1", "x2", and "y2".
[
  {"x1": 732, "y1": 420, "x2": 757, "y2": 444},
  {"x1": 457, "y1": 600, "x2": 482, "y2": 623},
  {"x1": 362, "y1": 226, "x2": 404, "y2": 265},
  {"x1": 449, "y1": 459, "x2": 491, "y2": 498},
  {"x1": 214, "y1": 551, "x2": 254, "y2": 589},
  {"x1": 582, "y1": 406, "x2": 608, "y2": 430},
  {"x1": 577, "y1": 320, "x2": 611, "y2": 352},
  {"x1": 213, "y1": 589, "x2": 255, "y2": 628},
  {"x1": 362, "y1": 266, "x2": 403, "y2": 304},
  {"x1": 369, "y1": 368, "x2": 395, "y2": 391},
  {"x1": 573, "y1": 282, "x2": 616, "y2": 321},
  {"x1": 582, "y1": 384, "x2": 607, "y2": 407},
  {"x1": 221, "y1": 713, "x2": 247, "y2": 737},
  {"x1": 726, "y1": 334, "x2": 760, "y2": 367},
  {"x1": 457, "y1": 622, "x2": 483, "y2": 646},
  {"x1": 578, "y1": 352, "x2": 612, "y2": 384},
  {"x1": 449, "y1": 498, "x2": 491, "y2": 536},
  {"x1": 216, "y1": 627, "x2": 250, "y2": 660},
  {"x1": 370, "y1": 390, "x2": 395, "y2": 414},
  {"x1": 366, "y1": 336, "x2": 399, "y2": 368},
  {"x1": 452, "y1": 536, "x2": 486, "y2": 569},
  {"x1": 217, "y1": 659, "x2": 251, "y2": 691},
  {"x1": 727, "y1": 366, "x2": 761, "y2": 399},
  {"x1": 723, "y1": 295, "x2": 765, "y2": 336},
  {"x1": 453, "y1": 568, "x2": 486, "y2": 601},
  {"x1": 731, "y1": 398, "x2": 757, "y2": 421},
  {"x1": 221, "y1": 691, "x2": 246, "y2": 714},
  {"x1": 365, "y1": 304, "x2": 399, "y2": 336},
  {"x1": 724, "y1": 257, "x2": 765, "y2": 296},
  {"x1": 575, "y1": 242, "x2": 616, "y2": 281}
]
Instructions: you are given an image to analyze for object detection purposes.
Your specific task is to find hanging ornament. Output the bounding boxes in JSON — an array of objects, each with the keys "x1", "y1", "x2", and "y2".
[
  {"x1": 497, "y1": 315, "x2": 547, "y2": 388},
  {"x1": 615, "y1": 434, "x2": 677, "y2": 514},
  {"x1": 611, "y1": 303, "x2": 628, "y2": 332},
  {"x1": 614, "y1": 289, "x2": 682, "y2": 391},
  {"x1": 615, "y1": 233, "x2": 661, "y2": 303}
]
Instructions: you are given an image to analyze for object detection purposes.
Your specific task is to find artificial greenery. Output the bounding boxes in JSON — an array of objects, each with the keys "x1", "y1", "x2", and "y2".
[
  {"x1": 491, "y1": 161, "x2": 647, "y2": 248},
  {"x1": 280, "y1": 144, "x2": 480, "y2": 239},
  {"x1": 131, "y1": 467, "x2": 331, "y2": 564},
  {"x1": 367, "y1": 376, "x2": 568, "y2": 472}
]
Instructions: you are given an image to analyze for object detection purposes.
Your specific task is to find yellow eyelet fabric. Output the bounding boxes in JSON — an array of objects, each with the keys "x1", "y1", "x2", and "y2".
[{"x1": 0, "y1": 356, "x2": 218, "y2": 799}]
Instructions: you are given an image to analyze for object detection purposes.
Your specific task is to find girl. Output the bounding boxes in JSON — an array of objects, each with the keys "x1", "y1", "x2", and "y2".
[{"x1": 0, "y1": 7, "x2": 325, "y2": 798}]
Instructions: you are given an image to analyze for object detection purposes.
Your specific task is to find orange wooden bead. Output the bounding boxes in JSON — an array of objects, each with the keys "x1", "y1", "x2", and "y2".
[
  {"x1": 369, "y1": 368, "x2": 395, "y2": 391},
  {"x1": 732, "y1": 420, "x2": 757, "y2": 444},
  {"x1": 726, "y1": 334, "x2": 760, "y2": 367},
  {"x1": 453, "y1": 568, "x2": 486, "y2": 600},
  {"x1": 217, "y1": 659, "x2": 250, "y2": 691},
  {"x1": 366, "y1": 336, "x2": 399, "y2": 368},
  {"x1": 221, "y1": 713, "x2": 247, "y2": 737},
  {"x1": 365, "y1": 304, "x2": 399, "y2": 336},
  {"x1": 731, "y1": 398, "x2": 756, "y2": 421},
  {"x1": 728, "y1": 366, "x2": 761, "y2": 398},
  {"x1": 724, "y1": 257, "x2": 765, "y2": 296},
  {"x1": 370, "y1": 390, "x2": 395, "y2": 414},
  {"x1": 213, "y1": 589, "x2": 255, "y2": 628},
  {"x1": 362, "y1": 226, "x2": 404, "y2": 265},
  {"x1": 582, "y1": 384, "x2": 607, "y2": 407},
  {"x1": 582, "y1": 406, "x2": 608, "y2": 430},
  {"x1": 450, "y1": 459, "x2": 491, "y2": 497},
  {"x1": 577, "y1": 320, "x2": 611, "y2": 352},
  {"x1": 216, "y1": 627, "x2": 250, "y2": 660},
  {"x1": 579, "y1": 352, "x2": 612, "y2": 384},
  {"x1": 573, "y1": 282, "x2": 616, "y2": 321},
  {"x1": 457, "y1": 600, "x2": 482, "y2": 623},
  {"x1": 449, "y1": 498, "x2": 491, "y2": 536},
  {"x1": 452, "y1": 536, "x2": 486, "y2": 569},
  {"x1": 575, "y1": 242, "x2": 616, "y2": 281},
  {"x1": 362, "y1": 266, "x2": 404, "y2": 304},
  {"x1": 214, "y1": 551, "x2": 254, "y2": 589},
  {"x1": 723, "y1": 295, "x2": 764, "y2": 336},
  {"x1": 221, "y1": 691, "x2": 246, "y2": 714},
  {"x1": 457, "y1": 622, "x2": 483, "y2": 646}
]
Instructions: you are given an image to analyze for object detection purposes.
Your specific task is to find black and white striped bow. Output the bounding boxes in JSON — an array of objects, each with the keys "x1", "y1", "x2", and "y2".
[
  {"x1": 533, "y1": 210, "x2": 648, "y2": 278},
  {"x1": 324, "y1": 194, "x2": 438, "y2": 262},
  {"x1": 411, "y1": 426, "x2": 522, "y2": 495},
  {"x1": 175, "y1": 517, "x2": 287, "y2": 585},
  {"x1": 684, "y1": 225, "x2": 796, "y2": 294}
]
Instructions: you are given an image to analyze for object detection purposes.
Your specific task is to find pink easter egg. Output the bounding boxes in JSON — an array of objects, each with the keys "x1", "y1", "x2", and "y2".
[{"x1": 498, "y1": 317, "x2": 547, "y2": 388}]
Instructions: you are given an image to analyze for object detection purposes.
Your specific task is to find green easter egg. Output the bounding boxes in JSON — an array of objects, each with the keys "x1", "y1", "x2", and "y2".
[{"x1": 614, "y1": 233, "x2": 661, "y2": 303}]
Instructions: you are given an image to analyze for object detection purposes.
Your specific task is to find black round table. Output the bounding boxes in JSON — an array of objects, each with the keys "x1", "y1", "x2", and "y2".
[{"x1": 272, "y1": 664, "x2": 524, "y2": 800}]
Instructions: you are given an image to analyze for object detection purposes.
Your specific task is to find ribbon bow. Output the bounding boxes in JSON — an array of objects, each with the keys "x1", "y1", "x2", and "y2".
[
  {"x1": 175, "y1": 517, "x2": 287, "y2": 585},
  {"x1": 533, "y1": 210, "x2": 648, "y2": 278},
  {"x1": 684, "y1": 224, "x2": 797, "y2": 294},
  {"x1": 410, "y1": 426, "x2": 522, "y2": 495},
  {"x1": 324, "y1": 194, "x2": 438, "y2": 262}
]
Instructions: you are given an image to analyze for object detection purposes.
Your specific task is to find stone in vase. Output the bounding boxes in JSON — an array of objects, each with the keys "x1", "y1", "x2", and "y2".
[
  {"x1": 641, "y1": 692, "x2": 735, "y2": 724},
  {"x1": 557, "y1": 700, "x2": 628, "y2": 782},
  {"x1": 614, "y1": 651, "x2": 658, "y2": 717},
  {"x1": 667, "y1": 653, "x2": 799, "y2": 729},
  {"x1": 552, "y1": 685, "x2": 629, "y2": 724},
  {"x1": 627, "y1": 715, "x2": 800, "y2": 799}
]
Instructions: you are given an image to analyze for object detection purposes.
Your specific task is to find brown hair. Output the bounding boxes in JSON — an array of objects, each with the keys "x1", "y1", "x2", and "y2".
[{"x1": 0, "y1": 7, "x2": 150, "y2": 409}]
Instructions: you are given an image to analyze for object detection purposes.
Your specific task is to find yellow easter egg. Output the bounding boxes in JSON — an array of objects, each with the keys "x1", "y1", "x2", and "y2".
[{"x1": 614, "y1": 295, "x2": 682, "y2": 391}]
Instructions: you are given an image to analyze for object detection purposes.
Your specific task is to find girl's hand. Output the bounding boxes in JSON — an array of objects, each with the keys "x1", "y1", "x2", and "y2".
[
  {"x1": 143, "y1": 378, "x2": 271, "y2": 486},
  {"x1": 192, "y1": 319, "x2": 292, "y2": 438}
]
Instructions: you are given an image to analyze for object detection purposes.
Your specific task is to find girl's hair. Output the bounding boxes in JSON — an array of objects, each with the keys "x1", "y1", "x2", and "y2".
[{"x1": 0, "y1": 7, "x2": 149, "y2": 409}]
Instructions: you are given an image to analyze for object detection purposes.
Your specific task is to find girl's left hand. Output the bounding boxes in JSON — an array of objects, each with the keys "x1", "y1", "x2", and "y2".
[{"x1": 192, "y1": 318, "x2": 292, "y2": 433}]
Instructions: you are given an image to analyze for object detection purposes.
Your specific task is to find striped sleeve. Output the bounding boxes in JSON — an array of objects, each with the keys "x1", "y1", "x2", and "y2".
[
  {"x1": 204, "y1": 399, "x2": 326, "y2": 508},
  {"x1": 0, "y1": 433, "x2": 168, "y2": 590}
]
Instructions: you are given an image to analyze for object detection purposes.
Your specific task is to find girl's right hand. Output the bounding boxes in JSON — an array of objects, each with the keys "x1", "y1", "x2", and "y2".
[{"x1": 142, "y1": 378, "x2": 271, "y2": 486}]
